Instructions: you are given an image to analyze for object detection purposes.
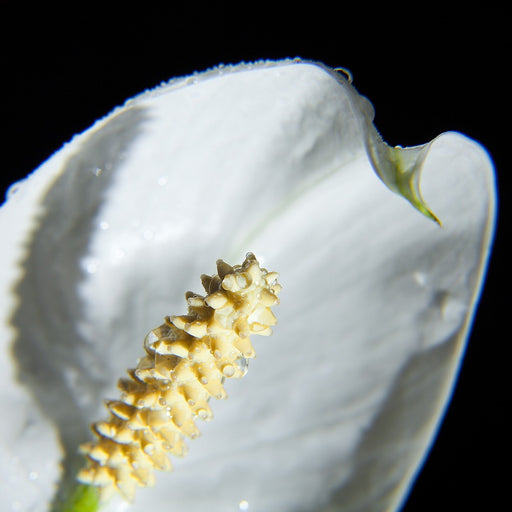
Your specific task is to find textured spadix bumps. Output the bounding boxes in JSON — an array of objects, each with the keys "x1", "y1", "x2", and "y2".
[{"x1": 77, "y1": 253, "x2": 280, "y2": 501}]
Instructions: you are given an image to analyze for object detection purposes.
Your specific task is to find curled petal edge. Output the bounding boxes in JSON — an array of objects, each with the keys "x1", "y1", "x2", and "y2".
[{"x1": 365, "y1": 125, "x2": 442, "y2": 225}]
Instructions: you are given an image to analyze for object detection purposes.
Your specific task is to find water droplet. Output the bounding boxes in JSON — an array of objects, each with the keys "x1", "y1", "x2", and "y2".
[
  {"x1": 144, "y1": 332, "x2": 158, "y2": 351},
  {"x1": 236, "y1": 275, "x2": 248, "y2": 288},
  {"x1": 93, "y1": 167, "x2": 103, "y2": 177},
  {"x1": 200, "y1": 377, "x2": 208, "y2": 385},
  {"x1": 6, "y1": 179, "x2": 26, "y2": 200},
  {"x1": 159, "y1": 398, "x2": 167, "y2": 407},
  {"x1": 239, "y1": 499, "x2": 249, "y2": 511},
  {"x1": 235, "y1": 357, "x2": 249, "y2": 377},
  {"x1": 213, "y1": 350, "x2": 222, "y2": 359},
  {"x1": 222, "y1": 364, "x2": 235, "y2": 377},
  {"x1": 82, "y1": 257, "x2": 99, "y2": 274},
  {"x1": 188, "y1": 399, "x2": 195, "y2": 406},
  {"x1": 144, "y1": 444, "x2": 155, "y2": 455},
  {"x1": 162, "y1": 443, "x2": 171, "y2": 451},
  {"x1": 413, "y1": 271, "x2": 428, "y2": 287},
  {"x1": 137, "y1": 399, "x2": 146, "y2": 408},
  {"x1": 197, "y1": 409, "x2": 208, "y2": 420}
]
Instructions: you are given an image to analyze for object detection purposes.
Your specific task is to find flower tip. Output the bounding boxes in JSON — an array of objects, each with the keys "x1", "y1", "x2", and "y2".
[
  {"x1": 408, "y1": 192, "x2": 443, "y2": 227},
  {"x1": 424, "y1": 206, "x2": 442, "y2": 227}
]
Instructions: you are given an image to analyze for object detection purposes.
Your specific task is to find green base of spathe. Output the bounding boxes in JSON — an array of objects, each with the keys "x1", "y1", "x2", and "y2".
[{"x1": 57, "y1": 484, "x2": 99, "y2": 512}]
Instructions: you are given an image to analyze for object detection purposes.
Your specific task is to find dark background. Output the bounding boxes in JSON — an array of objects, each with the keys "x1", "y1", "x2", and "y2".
[{"x1": 0, "y1": 3, "x2": 507, "y2": 511}]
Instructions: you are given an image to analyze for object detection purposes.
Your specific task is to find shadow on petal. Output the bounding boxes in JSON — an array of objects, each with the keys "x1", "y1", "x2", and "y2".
[
  {"x1": 9, "y1": 106, "x2": 150, "y2": 507},
  {"x1": 320, "y1": 333, "x2": 460, "y2": 512}
]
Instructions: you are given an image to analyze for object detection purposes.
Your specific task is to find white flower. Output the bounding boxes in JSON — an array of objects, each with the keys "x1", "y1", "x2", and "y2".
[{"x1": 0, "y1": 59, "x2": 496, "y2": 512}]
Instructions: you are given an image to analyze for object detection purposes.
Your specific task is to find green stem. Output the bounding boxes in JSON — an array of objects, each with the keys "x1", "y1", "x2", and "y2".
[{"x1": 56, "y1": 483, "x2": 99, "y2": 512}]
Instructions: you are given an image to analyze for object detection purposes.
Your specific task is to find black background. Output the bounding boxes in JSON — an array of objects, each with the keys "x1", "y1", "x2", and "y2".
[{"x1": 0, "y1": 3, "x2": 507, "y2": 511}]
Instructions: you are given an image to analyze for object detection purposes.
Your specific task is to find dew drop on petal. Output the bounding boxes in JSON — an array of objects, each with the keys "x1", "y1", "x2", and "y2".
[
  {"x1": 413, "y1": 271, "x2": 428, "y2": 287},
  {"x1": 82, "y1": 257, "x2": 99, "y2": 274},
  {"x1": 6, "y1": 179, "x2": 26, "y2": 200}
]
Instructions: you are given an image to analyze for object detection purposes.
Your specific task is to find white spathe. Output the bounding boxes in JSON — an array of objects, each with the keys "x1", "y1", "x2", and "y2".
[{"x1": 0, "y1": 60, "x2": 496, "y2": 512}]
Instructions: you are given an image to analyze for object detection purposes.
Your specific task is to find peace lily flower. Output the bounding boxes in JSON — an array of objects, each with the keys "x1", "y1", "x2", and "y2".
[{"x1": 0, "y1": 59, "x2": 495, "y2": 512}]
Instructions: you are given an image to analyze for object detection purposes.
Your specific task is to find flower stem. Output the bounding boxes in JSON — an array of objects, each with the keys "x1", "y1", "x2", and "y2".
[{"x1": 56, "y1": 483, "x2": 99, "y2": 512}]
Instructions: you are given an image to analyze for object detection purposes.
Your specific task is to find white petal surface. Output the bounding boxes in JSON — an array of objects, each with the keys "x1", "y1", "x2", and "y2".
[{"x1": 0, "y1": 60, "x2": 495, "y2": 512}]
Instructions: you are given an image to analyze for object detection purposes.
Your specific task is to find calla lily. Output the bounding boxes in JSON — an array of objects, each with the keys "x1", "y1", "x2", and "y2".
[{"x1": 0, "y1": 59, "x2": 495, "y2": 512}]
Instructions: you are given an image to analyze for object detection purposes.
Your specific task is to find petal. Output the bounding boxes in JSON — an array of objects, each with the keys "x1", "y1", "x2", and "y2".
[{"x1": 0, "y1": 60, "x2": 495, "y2": 512}]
